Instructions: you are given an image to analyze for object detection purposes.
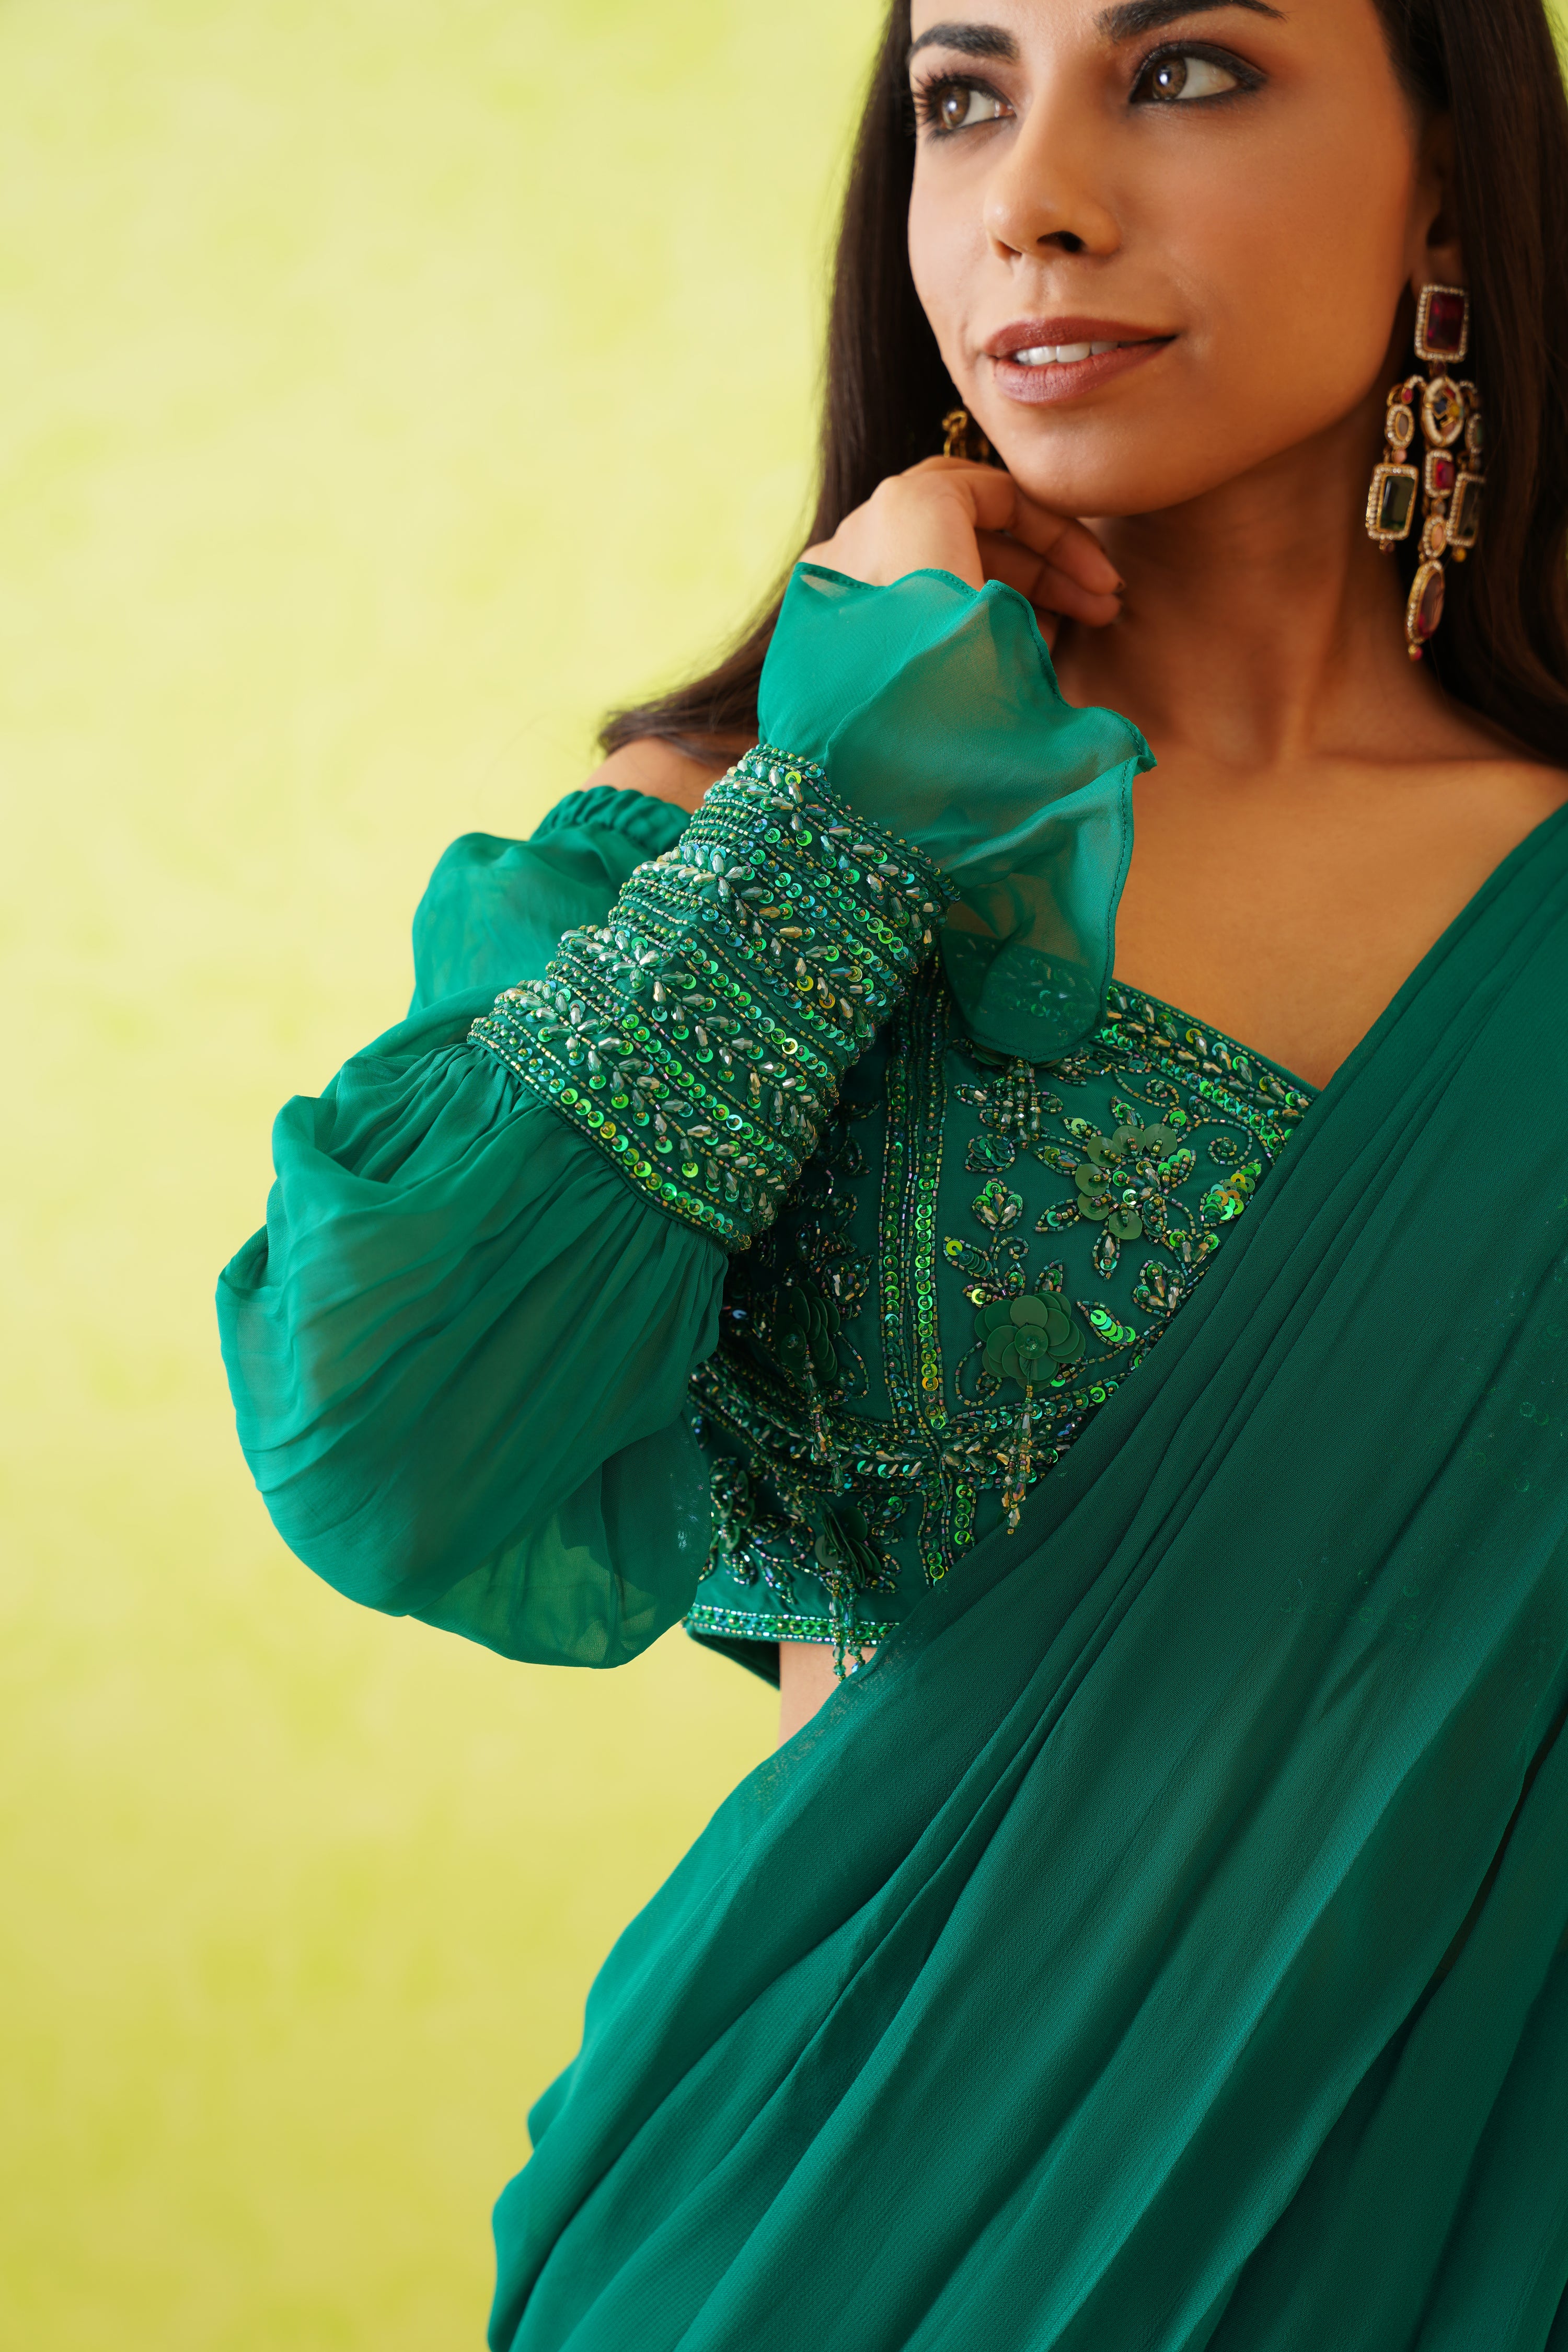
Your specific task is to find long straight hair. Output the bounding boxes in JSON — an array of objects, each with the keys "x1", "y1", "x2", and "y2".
[{"x1": 603, "y1": 0, "x2": 1568, "y2": 767}]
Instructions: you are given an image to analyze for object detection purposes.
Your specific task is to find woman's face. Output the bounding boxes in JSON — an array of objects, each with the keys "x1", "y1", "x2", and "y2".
[{"x1": 906, "y1": 0, "x2": 1451, "y2": 519}]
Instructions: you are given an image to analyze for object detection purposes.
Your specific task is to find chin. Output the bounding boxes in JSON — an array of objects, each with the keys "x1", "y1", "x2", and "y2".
[
  {"x1": 987, "y1": 444, "x2": 1203, "y2": 520},
  {"x1": 987, "y1": 424, "x2": 1286, "y2": 522}
]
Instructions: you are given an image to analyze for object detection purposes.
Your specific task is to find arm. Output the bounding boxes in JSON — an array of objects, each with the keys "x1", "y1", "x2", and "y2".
[
  {"x1": 221, "y1": 471, "x2": 1144, "y2": 1678},
  {"x1": 218, "y1": 764, "x2": 948, "y2": 1666},
  {"x1": 218, "y1": 790, "x2": 730, "y2": 1667}
]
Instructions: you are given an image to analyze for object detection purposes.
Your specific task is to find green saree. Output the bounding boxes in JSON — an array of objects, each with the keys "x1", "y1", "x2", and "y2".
[
  {"x1": 490, "y1": 800, "x2": 1568, "y2": 2350},
  {"x1": 219, "y1": 566, "x2": 1568, "y2": 2348}
]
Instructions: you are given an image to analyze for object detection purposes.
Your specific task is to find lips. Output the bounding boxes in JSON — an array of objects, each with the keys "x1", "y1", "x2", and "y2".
[
  {"x1": 983, "y1": 318, "x2": 1174, "y2": 405},
  {"x1": 984, "y1": 317, "x2": 1167, "y2": 361}
]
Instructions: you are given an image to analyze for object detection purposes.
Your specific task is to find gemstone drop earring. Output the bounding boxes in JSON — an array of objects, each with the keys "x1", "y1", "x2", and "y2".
[{"x1": 1365, "y1": 283, "x2": 1485, "y2": 661}]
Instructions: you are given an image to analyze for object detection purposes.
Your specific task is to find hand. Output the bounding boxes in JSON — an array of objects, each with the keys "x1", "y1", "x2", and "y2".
[{"x1": 802, "y1": 456, "x2": 1122, "y2": 649}]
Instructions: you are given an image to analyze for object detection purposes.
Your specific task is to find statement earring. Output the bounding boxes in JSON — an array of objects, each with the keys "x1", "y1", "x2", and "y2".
[
  {"x1": 942, "y1": 406, "x2": 992, "y2": 463},
  {"x1": 1365, "y1": 283, "x2": 1485, "y2": 661}
]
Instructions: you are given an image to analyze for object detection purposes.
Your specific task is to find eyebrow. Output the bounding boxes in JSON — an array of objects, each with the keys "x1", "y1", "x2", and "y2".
[
  {"x1": 1096, "y1": 0, "x2": 1283, "y2": 37},
  {"x1": 907, "y1": 0, "x2": 1282, "y2": 65},
  {"x1": 908, "y1": 23, "x2": 1020, "y2": 63}
]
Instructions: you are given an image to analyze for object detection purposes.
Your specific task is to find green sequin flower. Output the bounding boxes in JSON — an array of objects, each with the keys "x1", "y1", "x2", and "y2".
[
  {"x1": 1072, "y1": 1122, "x2": 1181, "y2": 1240},
  {"x1": 975, "y1": 1292, "x2": 1084, "y2": 1387},
  {"x1": 813, "y1": 1495, "x2": 881, "y2": 1587}
]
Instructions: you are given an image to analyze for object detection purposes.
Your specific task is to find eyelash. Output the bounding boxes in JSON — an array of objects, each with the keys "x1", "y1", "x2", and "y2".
[
  {"x1": 910, "y1": 41, "x2": 1264, "y2": 138},
  {"x1": 1133, "y1": 39, "x2": 1264, "y2": 102}
]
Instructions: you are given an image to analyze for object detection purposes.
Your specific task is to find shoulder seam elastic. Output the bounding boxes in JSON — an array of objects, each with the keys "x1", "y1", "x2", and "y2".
[{"x1": 531, "y1": 785, "x2": 691, "y2": 851}]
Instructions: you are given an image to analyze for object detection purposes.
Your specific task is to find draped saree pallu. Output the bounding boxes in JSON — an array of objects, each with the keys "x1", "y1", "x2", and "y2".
[
  {"x1": 491, "y1": 808, "x2": 1568, "y2": 2352},
  {"x1": 216, "y1": 564, "x2": 1568, "y2": 2350}
]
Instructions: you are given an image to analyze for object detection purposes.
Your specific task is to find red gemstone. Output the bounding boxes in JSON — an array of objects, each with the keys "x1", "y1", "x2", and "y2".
[
  {"x1": 1425, "y1": 288, "x2": 1467, "y2": 355},
  {"x1": 1427, "y1": 452, "x2": 1456, "y2": 495},
  {"x1": 1415, "y1": 564, "x2": 1445, "y2": 639}
]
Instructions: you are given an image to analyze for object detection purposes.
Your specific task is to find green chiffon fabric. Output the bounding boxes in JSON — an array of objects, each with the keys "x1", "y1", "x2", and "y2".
[
  {"x1": 218, "y1": 565, "x2": 1568, "y2": 2348},
  {"x1": 218, "y1": 568, "x2": 1142, "y2": 1665},
  {"x1": 218, "y1": 785, "x2": 723, "y2": 1667},
  {"x1": 763, "y1": 565, "x2": 1151, "y2": 1061},
  {"x1": 491, "y1": 806, "x2": 1568, "y2": 2352}
]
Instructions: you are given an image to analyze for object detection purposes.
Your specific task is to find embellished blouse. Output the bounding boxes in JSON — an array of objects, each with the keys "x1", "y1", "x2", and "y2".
[
  {"x1": 686, "y1": 968, "x2": 1311, "y2": 1674},
  {"x1": 217, "y1": 565, "x2": 1313, "y2": 1684}
]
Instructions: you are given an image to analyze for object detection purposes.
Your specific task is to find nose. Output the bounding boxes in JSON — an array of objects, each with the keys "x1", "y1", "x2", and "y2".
[{"x1": 982, "y1": 90, "x2": 1121, "y2": 262}]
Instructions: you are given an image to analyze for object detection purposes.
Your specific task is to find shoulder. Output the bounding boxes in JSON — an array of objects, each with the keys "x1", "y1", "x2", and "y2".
[{"x1": 583, "y1": 737, "x2": 744, "y2": 816}]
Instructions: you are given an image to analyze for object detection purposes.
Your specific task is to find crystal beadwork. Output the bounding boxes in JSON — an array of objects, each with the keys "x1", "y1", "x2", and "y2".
[
  {"x1": 686, "y1": 972, "x2": 1315, "y2": 1666},
  {"x1": 470, "y1": 745, "x2": 952, "y2": 1249}
]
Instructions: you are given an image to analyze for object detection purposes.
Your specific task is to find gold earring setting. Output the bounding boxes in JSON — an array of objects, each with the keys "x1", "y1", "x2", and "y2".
[
  {"x1": 1365, "y1": 284, "x2": 1485, "y2": 661},
  {"x1": 942, "y1": 406, "x2": 993, "y2": 464}
]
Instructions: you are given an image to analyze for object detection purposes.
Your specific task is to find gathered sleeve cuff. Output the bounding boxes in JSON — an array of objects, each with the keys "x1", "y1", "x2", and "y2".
[{"x1": 468, "y1": 753, "x2": 952, "y2": 1250}]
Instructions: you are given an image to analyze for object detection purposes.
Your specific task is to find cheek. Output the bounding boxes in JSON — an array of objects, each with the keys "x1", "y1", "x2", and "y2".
[
  {"x1": 1165, "y1": 129, "x2": 1415, "y2": 433},
  {"x1": 908, "y1": 177, "x2": 988, "y2": 388}
]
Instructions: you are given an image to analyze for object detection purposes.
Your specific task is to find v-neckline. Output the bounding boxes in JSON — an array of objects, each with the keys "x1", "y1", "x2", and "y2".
[
  {"x1": 1112, "y1": 981, "x2": 1319, "y2": 1100},
  {"x1": 1112, "y1": 795, "x2": 1568, "y2": 1107}
]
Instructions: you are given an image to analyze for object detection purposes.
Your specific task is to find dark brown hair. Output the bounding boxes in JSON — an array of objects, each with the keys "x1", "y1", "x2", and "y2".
[{"x1": 602, "y1": 0, "x2": 1568, "y2": 766}]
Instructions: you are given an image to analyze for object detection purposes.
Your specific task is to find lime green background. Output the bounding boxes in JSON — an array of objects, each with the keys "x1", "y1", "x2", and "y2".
[{"x1": 0, "y1": 4, "x2": 882, "y2": 2343}]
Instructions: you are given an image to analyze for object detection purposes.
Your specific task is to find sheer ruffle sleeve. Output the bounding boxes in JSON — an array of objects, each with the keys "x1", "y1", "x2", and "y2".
[{"x1": 758, "y1": 563, "x2": 1154, "y2": 1062}]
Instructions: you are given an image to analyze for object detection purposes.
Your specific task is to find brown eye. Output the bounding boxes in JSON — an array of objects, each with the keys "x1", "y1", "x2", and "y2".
[
  {"x1": 1138, "y1": 51, "x2": 1241, "y2": 102},
  {"x1": 920, "y1": 78, "x2": 1009, "y2": 133}
]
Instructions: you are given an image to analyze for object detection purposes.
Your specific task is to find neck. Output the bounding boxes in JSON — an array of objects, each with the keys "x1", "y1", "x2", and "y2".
[{"x1": 1052, "y1": 397, "x2": 1447, "y2": 774}]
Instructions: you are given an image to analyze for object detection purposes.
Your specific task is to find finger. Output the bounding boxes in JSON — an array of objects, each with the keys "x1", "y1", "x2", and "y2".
[
  {"x1": 1006, "y1": 504, "x2": 1124, "y2": 598},
  {"x1": 909, "y1": 457, "x2": 1123, "y2": 597},
  {"x1": 903, "y1": 455, "x2": 1057, "y2": 559},
  {"x1": 978, "y1": 533, "x2": 1124, "y2": 627},
  {"x1": 1032, "y1": 564, "x2": 1124, "y2": 627}
]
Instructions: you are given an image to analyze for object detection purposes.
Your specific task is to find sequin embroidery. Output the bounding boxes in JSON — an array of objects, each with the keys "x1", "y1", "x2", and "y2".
[{"x1": 686, "y1": 972, "x2": 1315, "y2": 1665}]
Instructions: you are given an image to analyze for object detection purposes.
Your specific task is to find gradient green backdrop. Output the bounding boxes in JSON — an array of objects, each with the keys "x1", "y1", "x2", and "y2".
[{"x1": 1, "y1": 4, "x2": 883, "y2": 2343}]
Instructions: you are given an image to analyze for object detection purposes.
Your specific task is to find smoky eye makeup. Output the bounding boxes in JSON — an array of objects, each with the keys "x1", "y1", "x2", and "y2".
[
  {"x1": 910, "y1": 31, "x2": 1266, "y2": 136},
  {"x1": 1128, "y1": 40, "x2": 1265, "y2": 103},
  {"x1": 910, "y1": 69, "x2": 1014, "y2": 137}
]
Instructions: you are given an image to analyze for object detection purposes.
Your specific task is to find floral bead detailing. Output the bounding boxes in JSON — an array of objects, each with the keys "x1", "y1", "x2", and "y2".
[
  {"x1": 976, "y1": 1292, "x2": 1084, "y2": 1384},
  {"x1": 1067, "y1": 1120, "x2": 1186, "y2": 1266},
  {"x1": 972, "y1": 1176, "x2": 1025, "y2": 1230},
  {"x1": 470, "y1": 744, "x2": 951, "y2": 1249},
  {"x1": 977, "y1": 1290, "x2": 1087, "y2": 1525},
  {"x1": 756, "y1": 1268, "x2": 843, "y2": 1466},
  {"x1": 685, "y1": 972, "x2": 1316, "y2": 1669}
]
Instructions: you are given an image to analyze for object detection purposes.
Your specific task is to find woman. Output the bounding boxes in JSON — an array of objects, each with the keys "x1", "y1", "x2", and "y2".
[{"x1": 221, "y1": 0, "x2": 1568, "y2": 2342}]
